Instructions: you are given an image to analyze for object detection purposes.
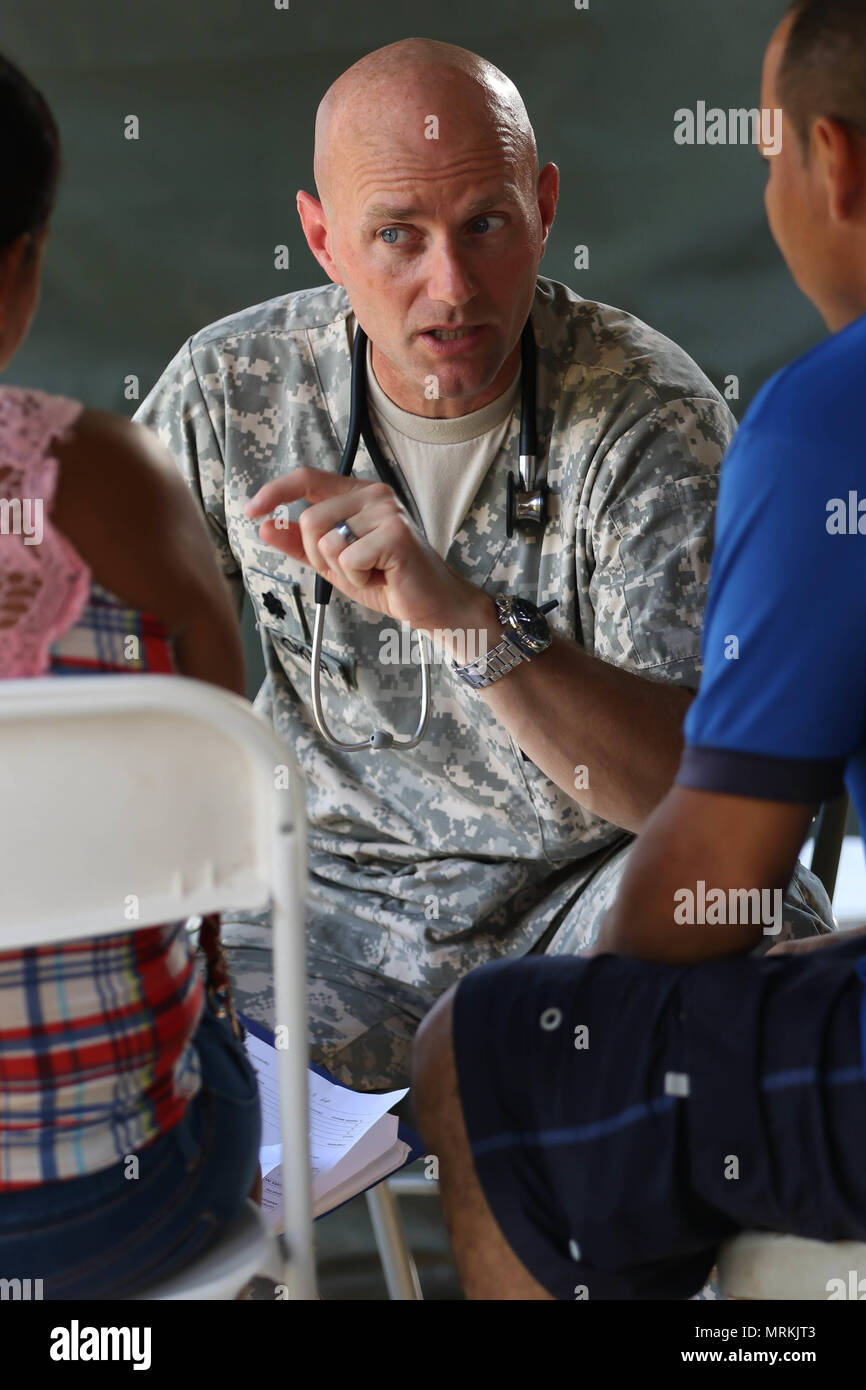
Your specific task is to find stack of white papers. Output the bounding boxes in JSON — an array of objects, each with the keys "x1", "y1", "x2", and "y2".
[{"x1": 244, "y1": 1029, "x2": 411, "y2": 1223}]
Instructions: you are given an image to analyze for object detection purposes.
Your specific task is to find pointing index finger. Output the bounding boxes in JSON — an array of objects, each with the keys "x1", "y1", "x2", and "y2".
[{"x1": 244, "y1": 467, "x2": 373, "y2": 518}]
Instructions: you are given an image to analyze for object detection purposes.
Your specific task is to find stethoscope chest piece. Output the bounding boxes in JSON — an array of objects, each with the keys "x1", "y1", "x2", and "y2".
[{"x1": 506, "y1": 464, "x2": 548, "y2": 538}]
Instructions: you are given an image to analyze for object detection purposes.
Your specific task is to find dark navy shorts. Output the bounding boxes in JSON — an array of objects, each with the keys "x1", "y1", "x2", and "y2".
[{"x1": 452, "y1": 935, "x2": 866, "y2": 1300}]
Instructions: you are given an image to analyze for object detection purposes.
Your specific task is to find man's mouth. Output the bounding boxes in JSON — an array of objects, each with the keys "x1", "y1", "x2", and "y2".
[
  {"x1": 427, "y1": 327, "x2": 477, "y2": 340},
  {"x1": 419, "y1": 324, "x2": 487, "y2": 351}
]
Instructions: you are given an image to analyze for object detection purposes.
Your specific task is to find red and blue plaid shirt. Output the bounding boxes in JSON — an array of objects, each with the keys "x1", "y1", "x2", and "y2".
[{"x1": 0, "y1": 585, "x2": 204, "y2": 1188}]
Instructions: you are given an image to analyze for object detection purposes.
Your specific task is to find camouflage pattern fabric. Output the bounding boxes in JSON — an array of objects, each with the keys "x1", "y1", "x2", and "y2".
[{"x1": 136, "y1": 275, "x2": 835, "y2": 1090}]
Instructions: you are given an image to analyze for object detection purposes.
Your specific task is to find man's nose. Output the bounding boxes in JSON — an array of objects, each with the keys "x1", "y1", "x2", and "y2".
[{"x1": 424, "y1": 237, "x2": 476, "y2": 306}]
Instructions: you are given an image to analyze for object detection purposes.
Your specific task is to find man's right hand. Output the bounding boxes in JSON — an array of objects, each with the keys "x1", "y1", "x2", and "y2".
[{"x1": 767, "y1": 924, "x2": 866, "y2": 957}]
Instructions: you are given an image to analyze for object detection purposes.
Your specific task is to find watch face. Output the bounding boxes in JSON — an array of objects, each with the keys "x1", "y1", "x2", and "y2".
[{"x1": 511, "y1": 597, "x2": 547, "y2": 643}]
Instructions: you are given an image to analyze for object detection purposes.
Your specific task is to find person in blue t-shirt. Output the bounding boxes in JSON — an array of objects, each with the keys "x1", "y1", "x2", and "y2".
[{"x1": 412, "y1": 0, "x2": 866, "y2": 1299}]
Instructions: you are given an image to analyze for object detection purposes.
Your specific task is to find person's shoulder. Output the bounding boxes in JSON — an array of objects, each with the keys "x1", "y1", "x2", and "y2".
[
  {"x1": 744, "y1": 314, "x2": 866, "y2": 442},
  {"x1": 187, "y1": 281, "x2": 351, "y2": 355},
  {"x1": 718, "y1": 318, "x2": 866, "y2": 504},
  {"x1": 714, "y1": 323, "x2": 866, "y2": 546},
  {"x1": 534, "y1": 275, "x2": 727, "y2": 412},
  {"x1": 52, "y1": 408, "x2": 216, "y2": 584},
  {"x1": 55, "y1": 408, "x2": 188, "y2": 502},
  {"x1": 0, "y1": 392, "x2": 160, "y2": 476}
]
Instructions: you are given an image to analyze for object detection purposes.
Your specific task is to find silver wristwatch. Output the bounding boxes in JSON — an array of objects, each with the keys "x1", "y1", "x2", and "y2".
[{"x1": 451, "y1": 595, "x2": 559, "y2": 689}]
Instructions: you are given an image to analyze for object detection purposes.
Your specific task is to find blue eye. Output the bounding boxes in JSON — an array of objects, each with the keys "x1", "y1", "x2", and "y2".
[{"x1": 379, "y1": 227, "x2": 406, "y2": 244}]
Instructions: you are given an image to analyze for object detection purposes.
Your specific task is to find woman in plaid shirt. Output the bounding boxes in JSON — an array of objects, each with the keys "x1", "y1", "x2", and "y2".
[{"x1": 0, "y1": 52, "x2": 261, "y2": 1298}]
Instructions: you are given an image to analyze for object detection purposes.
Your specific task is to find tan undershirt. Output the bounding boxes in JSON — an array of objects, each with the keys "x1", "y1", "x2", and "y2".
[{"x1": 365, "y1": 334, "x2": 521, "y2": 558}]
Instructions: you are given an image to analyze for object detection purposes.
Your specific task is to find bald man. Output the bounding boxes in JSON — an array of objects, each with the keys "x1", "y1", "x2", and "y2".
[{"x1": 136, "y1": 37, "x2": 832, "y2": 1090}]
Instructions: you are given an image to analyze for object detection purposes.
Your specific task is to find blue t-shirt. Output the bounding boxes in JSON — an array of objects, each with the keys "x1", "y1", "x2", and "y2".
[{"x1": 677, "y1": 311, "x2": 866, "y2": 835}]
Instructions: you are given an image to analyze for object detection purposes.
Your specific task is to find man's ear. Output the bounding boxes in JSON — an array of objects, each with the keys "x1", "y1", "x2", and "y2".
[
  {"x1": 296, "y1": 190, "x2": 343, "y2": 285},
  {"x1": 536, "y1": 163, "x2": 559, "y2": 257},
  {"x1": 814, "y1": 117, "x2": 866, "y2": 222}
]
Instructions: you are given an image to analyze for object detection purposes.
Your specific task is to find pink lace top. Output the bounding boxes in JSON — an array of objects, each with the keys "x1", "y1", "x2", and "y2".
[
  {"x1": 0, "y1": 385, "x2": 202, "y2": 1189},
  {"x1": 0, "y1": 386, "x2": 90, "y2": 677}
]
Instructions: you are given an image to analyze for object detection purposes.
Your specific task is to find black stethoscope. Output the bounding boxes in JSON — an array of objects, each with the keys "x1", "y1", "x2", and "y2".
[{"x1": 310, "y1": 315, "x2": 548, "y2": 753}]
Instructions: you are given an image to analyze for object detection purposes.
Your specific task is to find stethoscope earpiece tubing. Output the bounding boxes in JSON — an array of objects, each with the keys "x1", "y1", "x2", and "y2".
[
  {"x1": 519, "y1": 318, "x2": 537, "y2": 460},
  {"x1": 315, "y1": 326, "x2": 370, "y2": 610}
]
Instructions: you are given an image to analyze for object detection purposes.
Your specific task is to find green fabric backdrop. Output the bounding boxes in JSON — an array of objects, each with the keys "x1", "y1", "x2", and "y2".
[{"x1": 4, "y1": 0, "x2": 821, "y2": 693}]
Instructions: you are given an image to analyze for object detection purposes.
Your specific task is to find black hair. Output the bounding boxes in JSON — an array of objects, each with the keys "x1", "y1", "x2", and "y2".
[
  {"x1": 779, "y1": 0, "x2": 866, "y2": 151},
  {"x1": 0, "y1": 52, "x2": 61, "y2": 254}
]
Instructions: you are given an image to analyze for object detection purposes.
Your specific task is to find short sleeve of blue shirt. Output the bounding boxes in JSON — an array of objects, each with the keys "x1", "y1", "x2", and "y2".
[{"x1": 678, "y1": 313, "x2": 866, "y2": 813}]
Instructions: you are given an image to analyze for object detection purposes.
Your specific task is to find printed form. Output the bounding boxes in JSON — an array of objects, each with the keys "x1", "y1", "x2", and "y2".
[{"x1": 244, "y1": 1028, "x2": 410, "y2": 1221}]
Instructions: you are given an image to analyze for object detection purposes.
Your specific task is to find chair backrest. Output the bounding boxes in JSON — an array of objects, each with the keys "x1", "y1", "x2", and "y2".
[
  {"x1": 0, "y1": 675, "x2": 301, "y2": 948},
  {"x1": 810, "y1": 794, "x2": 850, "y2": 904},
  {"x1": 0, "y1": 674, "x2": 315, "y2": 1297}
]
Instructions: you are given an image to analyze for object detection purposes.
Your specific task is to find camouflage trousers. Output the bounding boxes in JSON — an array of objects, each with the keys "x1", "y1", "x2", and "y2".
[{"x1": 220, "y1": 839, "x2": 835, "y2": 1094}]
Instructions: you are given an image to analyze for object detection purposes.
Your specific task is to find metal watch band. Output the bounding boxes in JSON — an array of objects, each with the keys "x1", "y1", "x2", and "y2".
[
  {"x1": 451, "y1": 593, "x2": 557, "y2": 689},
  {"x1": 452, "y1": 634, "x2": 527, "y2": 689}
]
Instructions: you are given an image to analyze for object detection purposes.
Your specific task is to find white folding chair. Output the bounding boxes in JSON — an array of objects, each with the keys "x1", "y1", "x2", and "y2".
[
  {"x1": 717, "y1": 796, "x2": 865, "y2": 1300},
  {"x1": 717, "y1": 1231, "x2": 866, "y2": 1300},
  {"x1": 0, "y1": 674, "x2": 315, "y2": 1300},
  {"x1": 366, "y1": 1181, "x2": 424, "y2": 1300}
]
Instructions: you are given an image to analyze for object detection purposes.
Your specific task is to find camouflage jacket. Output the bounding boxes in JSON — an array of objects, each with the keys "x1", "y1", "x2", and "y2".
[{"x1": 135, "y1": 275, "x2": 734, "y2": 987}]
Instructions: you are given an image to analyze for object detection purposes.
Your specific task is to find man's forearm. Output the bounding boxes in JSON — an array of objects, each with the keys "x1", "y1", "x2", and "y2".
[
  {"x1": 592, "y1": 787, "x2": 818, "y2": 964},
  {"x1": 428, "y1": 589, "x2": 694, "y2": 833}
]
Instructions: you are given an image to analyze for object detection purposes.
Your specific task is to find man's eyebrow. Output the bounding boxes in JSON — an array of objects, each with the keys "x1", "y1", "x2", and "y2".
[{"x1": 363, "y1": 190, "x2": 517, "y2": 222}]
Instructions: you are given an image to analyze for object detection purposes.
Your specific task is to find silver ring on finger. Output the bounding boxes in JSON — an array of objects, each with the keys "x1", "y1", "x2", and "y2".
[{"x1": 334, "y1": 520, "x2": 358, "y2": 545}]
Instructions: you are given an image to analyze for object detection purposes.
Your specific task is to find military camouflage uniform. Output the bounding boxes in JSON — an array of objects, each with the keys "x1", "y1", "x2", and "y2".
[{"x1": 135, "y1": 276, "x2": 834, "y2": 1090}]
